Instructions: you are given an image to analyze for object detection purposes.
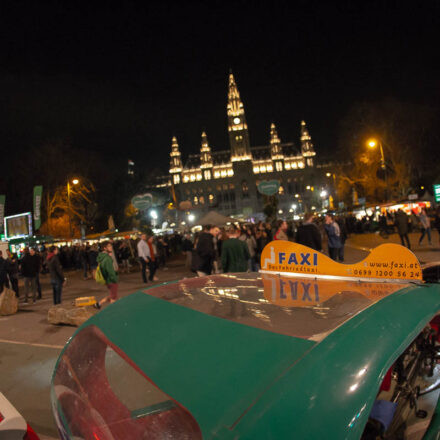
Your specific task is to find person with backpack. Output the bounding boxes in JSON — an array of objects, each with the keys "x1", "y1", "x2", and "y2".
[{"x1": 94, "y1": 241, "x2": 119, "y2": 309}]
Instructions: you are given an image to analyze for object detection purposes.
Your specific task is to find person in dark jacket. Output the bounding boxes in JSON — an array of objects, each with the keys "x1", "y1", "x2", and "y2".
[
  {"x1": 221, "y1": 225, "x2": 250, "y2": 273},
  {"x1": 195, "y1": 225, "x2": 220, "y2": 276},
  {"x1": 295, "y1": 213, "x2": 322, "y2": 251},
  {"x1": 324, "y1": 214, "x2": 342, "y2": 261},
  {"x1": 47, "y1": 246, "x2": 65, "y2": 305},
  {"x1": 182, "y1": 233, "x2": 193, "y2": 269},
  {"x1": 21, "y1": 248, "x2": 40, "y2": 303},
  {"x1": 0, "y1": 251, "x2": 8, "y2": 293},
  {"x1": 6, "y1": 250, "x2": 19, "y2": 297},
  {"x1": 395, "y1": 209, "x2": 411, "y2": 249}
]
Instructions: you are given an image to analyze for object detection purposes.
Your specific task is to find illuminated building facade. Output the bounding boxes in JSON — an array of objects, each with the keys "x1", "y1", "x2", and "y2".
[{"x1": 158, "y1": 73, "x2": 319, "y2": 218}]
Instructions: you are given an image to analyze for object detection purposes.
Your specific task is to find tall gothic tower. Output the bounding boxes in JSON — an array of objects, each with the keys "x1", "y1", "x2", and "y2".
[
  {"x1": 200, "y1": 131, "x2": 213, "y2": 180},
  {"x1": 300, "y1": 120, "x2": 316, "y2": 167},
  {"x1": 227, "y1": 72, "x2": 252, "y2": 162},
  {"x1": 169, "y1": 136, "x2": 183, "y2": 184}
]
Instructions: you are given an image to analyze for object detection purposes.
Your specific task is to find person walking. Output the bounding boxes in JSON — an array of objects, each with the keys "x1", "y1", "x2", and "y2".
[
  {"x1": 146, "y1": 236, "x2": 159, "y2": 282},
  {"x1": 395, "y1": 209, "x2": 411, "y2": 249},
  {"x1": 47, "y1": 246, "x2": 65, "y2": 305},
  {"x1": 137, "y1": 234, "x2": 150, "y2": 283},
  {"x1": 324, "y1": 214, "x2": 342, "y2": 261},
  {"x1": 21, "y1": 248, "x2": 40, "y2": 303},
  {"x1": 195, "y1": 225, "x2": 220, "y2": 276},
  {"x1": 240, "y1": 228, "x2": 258, "y2": 271},
  {"x1": 182, "y1": 233, "x2": 193, "y2": 269},
  {"x1": 434, "y1": 207, "x2": 440, "y2": 246},
  {"x1": 0, "y1": 251, "x2": 8, "y2": 293},
  {"x1": 95, "y1": 241, "x2": 119, "y2": 309},
  {"x1": 221, "y1": 225, "x2": 250, "y2": 273},
  {"x1": 295, "y1": 213, "x2": 322, "y2": 251},
  {"x1": 6, "y1": 250, "x2": 19, "y2": 297},
  {"x1": 274, "y1": 220, "x2": 289, "y2": 241},
  {"x1": 418, "y1": 208, "x2": 432, "y2": 246}
]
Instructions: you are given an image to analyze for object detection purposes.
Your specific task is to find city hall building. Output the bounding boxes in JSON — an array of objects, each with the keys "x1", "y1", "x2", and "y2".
[{"x1": 157, "y1": 73, "x2": 321, "y2": 219}]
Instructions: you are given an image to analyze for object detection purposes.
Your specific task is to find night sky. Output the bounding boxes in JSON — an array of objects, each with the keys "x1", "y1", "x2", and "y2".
[{"x1": 1, "y1": 1, "x2": 439, "y2": 173}]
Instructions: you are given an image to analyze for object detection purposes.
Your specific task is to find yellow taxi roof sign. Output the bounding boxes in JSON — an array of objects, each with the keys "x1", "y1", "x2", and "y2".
[{"x1": 260, "y1": 241, "x2": 422, "y2": 282}]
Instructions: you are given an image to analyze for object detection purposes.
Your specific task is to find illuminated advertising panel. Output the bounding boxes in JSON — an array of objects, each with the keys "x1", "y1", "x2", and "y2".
[{"x1": 4, "y1": 212, "x2": 33, "y2": 240}]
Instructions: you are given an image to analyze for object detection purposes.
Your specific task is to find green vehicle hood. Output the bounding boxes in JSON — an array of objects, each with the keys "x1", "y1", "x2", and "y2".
[{"x1": 79, "y1": 291, "x2": 315, "y2": 436}]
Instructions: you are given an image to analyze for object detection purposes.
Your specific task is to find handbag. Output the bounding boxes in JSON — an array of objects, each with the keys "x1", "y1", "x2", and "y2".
[{"x1": 95, "y1": 264, "x2": 106, "y2": 285}]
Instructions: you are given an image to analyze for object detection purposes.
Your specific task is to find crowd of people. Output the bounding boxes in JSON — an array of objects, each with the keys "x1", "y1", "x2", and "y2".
[
  {"x1": 0, "y1": 233, "x2": 184, "y2": 307},
  {"x1": 1, "y1": 206, "x2": 439, "y2": 308}
]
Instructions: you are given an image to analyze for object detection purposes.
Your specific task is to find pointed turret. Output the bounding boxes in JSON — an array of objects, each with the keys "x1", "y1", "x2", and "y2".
[
  {"x1": 200, "y1": 131, "x2": 213, "y2": 169},
  {"x1": 300, "y1": 120, "x2": 316, "y2": 167},
  {"x1": 227, "y1": 72, "x2": 252, "y2": 161},
  {"x1": 169, "y1": 136, "x2": 183, "y2": 184},
  {"x1": 270, "y1": 123, "x2": 283, "y2": 159}
]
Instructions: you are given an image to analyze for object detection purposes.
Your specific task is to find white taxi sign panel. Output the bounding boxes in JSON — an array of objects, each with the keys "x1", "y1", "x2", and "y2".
[{"x1": 260, "y1": 241, "x2": 422, "y2": 282}]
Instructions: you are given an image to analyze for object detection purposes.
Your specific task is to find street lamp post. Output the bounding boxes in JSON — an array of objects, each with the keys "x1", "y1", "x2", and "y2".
[
  {"x1": 367, "y1": 139, "x2": 388, "y2": 202},
  {"x1": 67, "y1": 179, "x2": 79, "y2": 239}
]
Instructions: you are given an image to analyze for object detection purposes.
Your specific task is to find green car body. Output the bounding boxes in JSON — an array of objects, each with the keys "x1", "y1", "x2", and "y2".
[{"x1": 51, "y1": 274, "x2": 440, "y2": 439}]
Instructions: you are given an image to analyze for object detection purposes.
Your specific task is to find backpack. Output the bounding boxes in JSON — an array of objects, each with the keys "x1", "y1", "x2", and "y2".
[{"x1": 95, "y1": 264, "x2": 106, "y2": 285}]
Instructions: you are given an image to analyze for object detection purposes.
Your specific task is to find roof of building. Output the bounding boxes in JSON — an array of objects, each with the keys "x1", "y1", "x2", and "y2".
[{"x1": 183, "y1": 142, "x2": 300, "y2": 169}]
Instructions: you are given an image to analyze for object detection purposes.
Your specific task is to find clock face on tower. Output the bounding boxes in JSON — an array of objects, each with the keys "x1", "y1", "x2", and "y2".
[{"x1": 233, "y1": 117, "x2": 241, "y2": 125}]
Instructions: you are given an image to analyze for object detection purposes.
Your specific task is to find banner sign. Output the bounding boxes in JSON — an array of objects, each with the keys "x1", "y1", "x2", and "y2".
[
  {"x1": 131, "y1": 193, "x2": 153, "y2": 210},
  {"x1": 434, "y1": 184, "x2": 440, "y2": 203},
  {"x1": 260, "y1": 241, "x2": 422, "y2": 282},
  {"x1": 33, "y1": 185, "x2": 43, "y2": 230},
  {"x1": 0, "y1": 195, "x2": 5, "y2": 234},
  {"x1": 257, "y1": 180, "x2": 280, "y2": 196}
]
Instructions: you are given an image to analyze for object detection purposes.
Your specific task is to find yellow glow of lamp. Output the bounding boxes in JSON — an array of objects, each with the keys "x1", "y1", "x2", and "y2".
[
  {"x1": 367, "y1": 139, "x2": 377, "y2": 148},
  {"x1": 72, "y1": 179, "x2": 79, "y2": 185}
]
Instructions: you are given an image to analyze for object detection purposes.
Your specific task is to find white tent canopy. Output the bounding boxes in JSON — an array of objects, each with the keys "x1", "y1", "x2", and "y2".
[{"x1": 197, "y1": 211, "x2": 239, "y2": 226}]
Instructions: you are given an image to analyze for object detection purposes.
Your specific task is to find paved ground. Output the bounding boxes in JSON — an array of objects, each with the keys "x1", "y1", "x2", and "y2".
[
  {"x1": 0, "y1": 255, "x2": 194, "y2": 439},
  {"x1": 1, "y1": 236, "x2": 438, "y2": 439},
  {"x1": 346, "y1": 230, "x2": 440, "y2": 265}
]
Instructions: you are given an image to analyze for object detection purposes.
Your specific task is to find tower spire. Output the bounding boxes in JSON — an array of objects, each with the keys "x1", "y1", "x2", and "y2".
[
  {"x1": 300, "y1": 120, "x2": 316, "y2": 167},
  {"x1": 169, "y1": 136, "x2": 183, "y2": 184},
  {"x1": 227, "y1": 72, "x2": 252, "y2": 161},
  {"x1": 270, "y1": 123, "x2": 283, "y2": 159},
  {"x1": 200, "y1": 131, "x2": 213, "y2": 168}
]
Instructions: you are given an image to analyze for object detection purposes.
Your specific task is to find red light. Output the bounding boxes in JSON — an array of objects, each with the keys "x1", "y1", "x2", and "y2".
[
  {"x1": 93, "y1": 433, "x2": 100, "y2": 440},
  {"x1": 0, "y1": 411, "x2": 4, "y2": 422}
]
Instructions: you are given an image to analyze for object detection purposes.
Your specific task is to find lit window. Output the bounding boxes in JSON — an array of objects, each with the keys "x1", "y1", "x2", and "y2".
[
  {"x1": 260, "y1": 165, "x2": 266, "y2": 173},
  {"x1": 204, "y1": 170, "x2": 211, "y2": 180},
  {"x1": 194, "y1": 196, "x2": 198, "y2": 205},
  {"x1": 190, "y1": 174, "x2": 196, "y2": 181},
  {"x1": 173, "y1": 174, "x2": 180, "y2": 184},
  {"x1": 221, "y1": 170, "x2": 227, "y2": 177},
  {"x1": 196, "y1": 173, "x2": 202, "y2": 181},
  {"x1": 292, "y1": 162, "x2": 298, "y2": 169},
  {"x1": 267, "y1": 164, "x2": 273, "y2": 172},
  {"x1": 298, "y1": 162, "x2": 305, "y2": 168},
  {"x1": 253, "y1": 166, "x2": 259, "y2": 173},
  {"x1": 199, "y1": 196, "x2": 205, "y2": 204},
  {"x1": 275, "y1": 162, "x2": 283, "y2": 171},
  {"x1": 209, "y1": 194, "x2": 214, "y2": 203},
  {"x1": 227, "y1": 169, "x2": 234, "y2": 176},
  {"x1": 279, "y1": 186, "x2": 284, "y2": 195},
  {"x1": 285, "y1": 163, "x2": 291, "y2": 170},
  {"x1": 214, "y1": 171, "x2": 220, "y2": 178},
  {"x1": 183, "y1": 175, "x2": 189, "y2": 182}
]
